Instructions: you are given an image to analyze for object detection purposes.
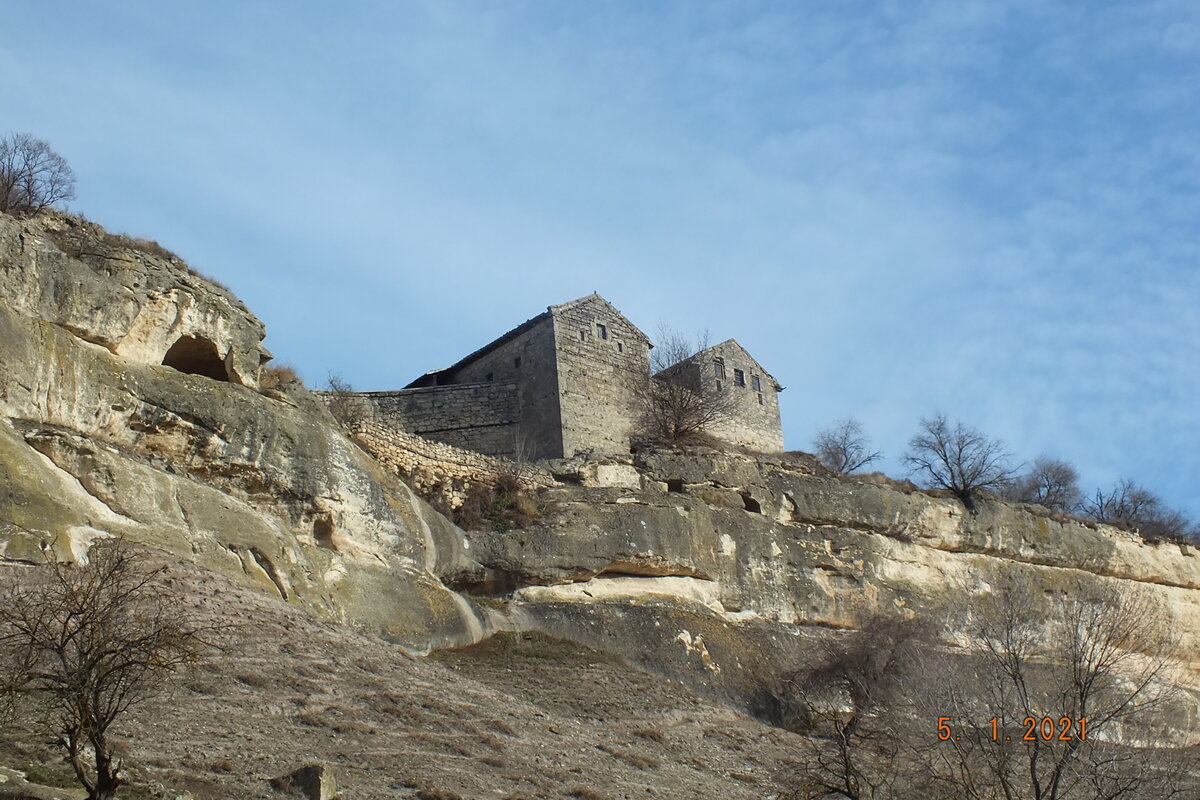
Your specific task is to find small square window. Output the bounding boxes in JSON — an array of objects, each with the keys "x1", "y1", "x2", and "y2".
[
  {"x1": 714, "y1": 360, "x2": 726, "y2": 379},
  {"x1": 485, "y1": 372, "x2": 494, "y2": 382},
  {"x1": 514, "y1": 357, "x2": 521, "y2": 368},
  {"x1": 751, "y1": 375, "x2": 761, "y2": 392},
  {"x1": 597, "y1": 323, "x2": 608, "y2": 340},
  {"x1": 734, "y1": 369, "x2": 745, "y2": 387}
]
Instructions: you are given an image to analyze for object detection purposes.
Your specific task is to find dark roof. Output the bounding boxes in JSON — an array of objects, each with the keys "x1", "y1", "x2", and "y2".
[{"x1": 404, "y1": 309, "x2": 551, "y2": 388}]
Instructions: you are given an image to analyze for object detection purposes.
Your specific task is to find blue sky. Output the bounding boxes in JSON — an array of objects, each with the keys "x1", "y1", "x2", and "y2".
[{"x1": 3, "y1": 1, "x2": 1197, "y2": 519}]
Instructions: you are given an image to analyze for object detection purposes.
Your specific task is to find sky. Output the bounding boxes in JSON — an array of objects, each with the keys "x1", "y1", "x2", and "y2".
[{"x1": 2, "y1": 1, "x2": 1197, "y2": 519}]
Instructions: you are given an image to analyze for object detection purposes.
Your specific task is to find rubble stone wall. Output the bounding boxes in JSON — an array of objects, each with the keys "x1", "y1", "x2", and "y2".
[{"x1": 353, "y1": 421, "x2": 555, "y2": 509}]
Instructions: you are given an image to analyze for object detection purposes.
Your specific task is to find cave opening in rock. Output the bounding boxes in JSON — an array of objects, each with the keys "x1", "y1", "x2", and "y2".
[
  {"x1": 667, "y1": 479, "x2": 684, "y2": 493},
  {"x1": 741, "y1": 492, "x2": 762, "y2": 514},
  {"x1": 162, "y1": 335, "x2": 230, "y2": 381}
]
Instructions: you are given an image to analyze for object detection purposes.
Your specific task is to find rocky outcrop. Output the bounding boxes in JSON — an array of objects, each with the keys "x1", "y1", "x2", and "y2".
[
  {"x1": 0, "y1": 210, "x2": 482, "y2": 650},
  {"x1": 0, "y1": 212, "x2": 269, "y2": 388},
  {"x1": 3, "y1": 207, "x2": 1198, "y2": 745},
  {"x1": 459, "y1": 448, "x2": 1200, "y2": 726}
]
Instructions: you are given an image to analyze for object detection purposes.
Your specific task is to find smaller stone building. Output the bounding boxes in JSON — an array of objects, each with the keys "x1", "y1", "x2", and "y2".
[
  {"x1": 346, "y1": 294, "x2": 784, "y2": 459},
  {"x1": 662, "y1": 340, "x2": 785, "y2": 453}
]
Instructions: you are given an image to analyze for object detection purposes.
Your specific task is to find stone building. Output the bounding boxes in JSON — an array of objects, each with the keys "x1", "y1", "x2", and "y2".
[
  {"x1": 347, "y1": 293, "x2": 784, "y2": 459},
  {"x1": 660, "y1": 340, "x2": 785, "y2": 453}
]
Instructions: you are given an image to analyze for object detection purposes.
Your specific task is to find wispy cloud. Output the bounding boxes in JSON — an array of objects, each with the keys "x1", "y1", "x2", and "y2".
[{"x1": 1, "y1": 0, "x2": 1196, "y2": 516}]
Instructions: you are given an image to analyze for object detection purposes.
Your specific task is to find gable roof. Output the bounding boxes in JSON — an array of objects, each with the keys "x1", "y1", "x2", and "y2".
[
  {"x1": 404, "y1": 293, "x2": 649, "y2": 388},
  {"x1": 547, "y1": 293, "x2": 652, "y2": 344},
  {"x1": 678, "y1": 338, "x2": 784, "y2": 391}
]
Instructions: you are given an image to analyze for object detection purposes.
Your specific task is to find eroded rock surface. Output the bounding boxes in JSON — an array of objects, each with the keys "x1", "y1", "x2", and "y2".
[
  {"x1": 0, "y1": 211, "x2": 481, "y2": 649},
  {"x1": 461, "y1": 448, "x2": 1200, "y2": 730}
]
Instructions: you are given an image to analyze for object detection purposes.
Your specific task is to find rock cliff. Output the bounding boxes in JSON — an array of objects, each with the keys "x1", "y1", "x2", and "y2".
[
  {"x1": 2, "y1": 208, "x2": 1198, "y2": 744},
  {"x1": 0, "y1": 210, "x2": 480, "y2": 650}
]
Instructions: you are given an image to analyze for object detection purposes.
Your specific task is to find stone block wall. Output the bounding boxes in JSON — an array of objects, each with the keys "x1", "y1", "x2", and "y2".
[
  {"x1": 551, "y1": 296, "x2": 650, "y2": 457},
  {"x1": 448, "y1": 319, "x2": 563, "y2": 460},
  {"x1": 684, "y1": 340, "x2": 784, "y2": 452},
  {"x1": 322, "y1": 381, "x2": 521, "y2": 458},
  {"x1": 352, "y1": 421, "x2": 555, "y2": 510}
]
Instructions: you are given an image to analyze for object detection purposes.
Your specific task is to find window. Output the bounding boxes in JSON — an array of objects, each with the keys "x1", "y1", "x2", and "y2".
[
  {"x1": 617, "y1": 342, "x2": 623, "y2": 353},
  {"x1": 514, "y1": 357, "x2": 521, "y2": 368},
  {"x1": 751, "y1": 374, "x2": 761, "y2": 392},
  {"x1": 734, "y1": 369, "x2": 745, "y2": 387},
  {"x1": 713, "y1": 360, "x2": 726, "y2": 379},
  {"x1": 580, "y1": 330, "x2": 587, "y2": 341},
  {"x1": 716, "y1": 380, "x2": 723, "y2": 391},
  {"x1": 757, "y1": 394, "x2": 764, "y2": 405},
  {"x1": 485, "y1": 372, "x2": 494, "y2": 382},
  {"x1": 597, "y1": 323, "x2": 608, "y2": 340}
]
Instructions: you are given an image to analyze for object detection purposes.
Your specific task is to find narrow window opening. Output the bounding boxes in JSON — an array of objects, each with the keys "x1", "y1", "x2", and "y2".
[
  {"x1": 713, "y1": 360, "x2": 726, "y2": 379},
  {"x1": 734, "y1": 368, "x2": 745, "y2": 387},
  {"x1": 580, "y1": 330, "x2": 587, "y2": 341},
  {"x1": 667, "y1": 479, "x2": 684, "y2": 493},
  {"x1": 486, "y1": 372, "x2": 494, "y2": 382},
  {"x1": 617, "y1": 342, "x2": 623, "y2": 353},
  {"x1": 716, "y1": 380, "x2": 723, "y2": 391},
  {"x1": 751, "y1": 374, "x2": 761, "y2": 392},
  {"x1": 758, "y1": 393, "x2": 764, "y2": 405},
  {"x1": 514, "y1": 357, "x2": 521, "y2": 368},
  {"x1": 597, "y1": 323, "x2": 608, "y2": 340}
]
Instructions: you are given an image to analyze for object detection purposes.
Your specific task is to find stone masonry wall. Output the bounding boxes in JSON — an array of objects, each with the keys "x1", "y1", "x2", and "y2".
[
  {"x1": 449, "y1": 319, "x2": 563, "y2": 460},
  {"x1": 352, "y1": 421, "x2": 556, "y2": 510},
  {"x1": 324, "y1": 382, "x2": 521, "y2": 458},
  {"x1": 551, "y1": 297, "x2": 650, "y2": 457},
  {"x1": 692, "y1": 341, "x2": 784, "y2": 452}
]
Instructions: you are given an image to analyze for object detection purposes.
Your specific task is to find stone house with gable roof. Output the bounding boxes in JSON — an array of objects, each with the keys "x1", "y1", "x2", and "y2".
[{"x1": 344, "y1": 293, "x2": 783, "y2": 459}]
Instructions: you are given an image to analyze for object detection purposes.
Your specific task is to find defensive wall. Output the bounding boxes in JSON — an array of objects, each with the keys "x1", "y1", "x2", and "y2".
[
  {"x1": 322, "y1": 381, "x2": 522, "y2": 458},
  {"x1": 352, "y1": 421, "x2": 557, "y2": 510}
]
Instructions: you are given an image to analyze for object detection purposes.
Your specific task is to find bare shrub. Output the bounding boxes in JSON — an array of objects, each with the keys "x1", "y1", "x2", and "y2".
[
  {"x1": 260, "y1": 363, "x2": 302, "y2": 391},
  {"x1": 903, "y1": 414, "x2": 1019, "y2": 510},
  {"x1": 1003, "y1": 456, "x2": 1082, "y2": 513},
  {"x1": 0, "y1": 540, "x2": 217, "y2": 800},
  {"x1": 778, "y1": 617, "x2": 935, "y2": 799},
  {"x1": 813, "y1": 418, "x2": 882, "y2": 474},
  {"x1": 922, "y1": 579, "x2": 1191, "y2": 800},
  {"x1": 1080, "y1": 478, "x2": 1195, "y2": 543},
  {"x1": 782, "y1": 590, "x2": 1194, "y2": 799},
  {"x1": 453, "y1": 472, "x2": 541, "y2": 532},
  {"x1": 637, "y1": 324, "x2": 738, "y2": 444},
  {"x1": 324, "y1": 371, "x2": 365, "y2": 431},
  {"x1": 0, "y1": 132, "x2": 76, "y2": 214}
]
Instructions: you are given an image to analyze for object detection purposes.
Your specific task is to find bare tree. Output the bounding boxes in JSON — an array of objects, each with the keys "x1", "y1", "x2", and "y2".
[
  {"x1": 0, "y1": 132, "x2": 76, "y2": 214},
  {"x1": 1004, "y1": 456, "x2": 1082, "y2": 513},
  {"x1": 324, "y1": 371, "x2": 366, "y2": 431},
  {"x1": 780, "y1": 618, "x2": 934, "y2": 799},
  {"x1": 638, "y1": 324, "x2": 738, "y2": 444},
  {"x1": 814, "y1": 419, "x2": 883, "y2": 475},
  {"x1": 903, "y1": 414, "x2": 1018, "y2": 510},
  {"x1": 924, "y1": 579, "x2": 1190, "y2": 800},
  {"x1": 1080, "y1": 478, "x2": 1194, "y2": 543},
  {"x1": 0, "y1": 540, "x2": 214, "y2": 800}
]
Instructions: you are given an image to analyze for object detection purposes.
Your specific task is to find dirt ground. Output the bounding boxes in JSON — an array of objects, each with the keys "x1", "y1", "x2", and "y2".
[{"x1": 0, "y1": 557, "x2": 803, "y2": 800}]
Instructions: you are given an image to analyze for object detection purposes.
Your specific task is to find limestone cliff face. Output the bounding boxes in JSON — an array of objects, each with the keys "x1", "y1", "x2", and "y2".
[
  {"x1": 0, "y1": 211, "x2": 480, "y2": 649},
  {"x1": 3, "y1": 208, "x2": 1198, "y2": 740},
  {"x1": 460, "y1": 450, "x2": 1200, "y2": 728}
]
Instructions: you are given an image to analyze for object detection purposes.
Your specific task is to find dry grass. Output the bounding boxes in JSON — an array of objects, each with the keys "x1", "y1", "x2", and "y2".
[
  {"x1": 453, "y1": 476, "x2": 542, "y2": 532},
  {"x1": 259, "y1": 363, "x2": 302, "y2": 391}
]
